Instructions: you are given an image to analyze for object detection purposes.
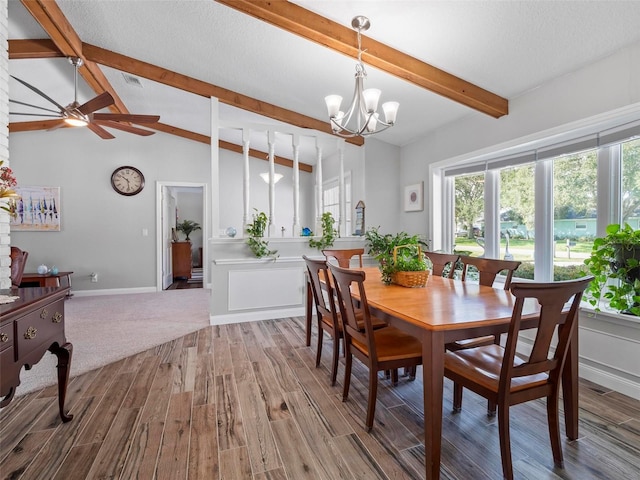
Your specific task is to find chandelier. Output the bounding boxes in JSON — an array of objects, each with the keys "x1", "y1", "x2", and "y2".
[{"x1": 324, "y1": 16, "x2": 399, "y2": 138}]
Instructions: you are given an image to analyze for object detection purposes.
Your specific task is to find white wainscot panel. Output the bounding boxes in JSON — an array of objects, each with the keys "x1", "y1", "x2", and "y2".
[{"x1": 228, "y1": 268, "x2": 303, "y2": 311}]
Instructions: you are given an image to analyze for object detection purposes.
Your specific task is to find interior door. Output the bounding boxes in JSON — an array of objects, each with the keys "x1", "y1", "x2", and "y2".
[{"x1": 162, "y1": 187, "x2": 177, "y2": 289}]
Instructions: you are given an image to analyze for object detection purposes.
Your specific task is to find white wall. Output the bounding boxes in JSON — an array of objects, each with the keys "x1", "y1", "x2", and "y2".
[
  {"x1": 0, "y1": 0, "x2": 10, "y2": 289},
  {"x1": 9, "y1": 127, "x2": 210, "y2": 291}
]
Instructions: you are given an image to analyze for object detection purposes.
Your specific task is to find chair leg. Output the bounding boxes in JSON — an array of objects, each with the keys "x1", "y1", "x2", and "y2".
[
  {"x1": 452, "y1": 382, "x2": 463, "y2": 413},
  {"x1": 487, "y1": 400, "x2": 497, "y2": 417},
  {"x1": 547, "y1": 392, "x2": 565, "y2": 468},
  {"x1": 342, "y1": 352, "x2": 352, "y2": 402},
  {"x1": 330, "y1": 335, "x2": 340, "y2": 386},
  {"x1": 497, "y1": 402, "x2": 514, "y2": 480},
  {"x1": 391, "y1": 369, "x2": 399, "y2": 386},
  {"x1": 315, "y1": 322, "x2": 323, "y2": 368},
  {"x1": 366, "y1": 368, "x2": 379, "y2": 432}
]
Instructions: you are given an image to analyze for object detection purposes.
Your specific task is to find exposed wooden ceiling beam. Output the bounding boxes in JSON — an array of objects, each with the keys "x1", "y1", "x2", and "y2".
[
  {"x1": 216, "y1": 0, "x2": 509, "y2": 119},
  {"x1": 81, "y1": 43, "x2": 363, "y2": 146},
  {"x1": 19, "y1": 0, "x2": 128, "y2": 115},
  {"x1": 8, "y1": 38, "x2": 63, "y2": 59},
  {"x1": 9, "y1": 120, "x2": 313, "y2": 172}
]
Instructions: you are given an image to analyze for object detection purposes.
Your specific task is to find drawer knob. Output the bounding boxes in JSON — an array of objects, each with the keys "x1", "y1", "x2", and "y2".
[
  {"x1": 0, "y1": 333, "x2": 8, "y2": 342},
  {"x1": 40, "y1": 309, "x2": 48, "y2": 319},
  {"x1": 24, "y1": 327, "x2": 37, "y2": 340},
  {"x1": 52, "y1": 312, "x2": 63, "y2": 323}
]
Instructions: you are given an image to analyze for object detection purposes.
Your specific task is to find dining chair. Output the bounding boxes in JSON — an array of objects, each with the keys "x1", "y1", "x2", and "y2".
[
  {"x1": 448, "y1": 256, "x2": 523, "y2": 352},
  {"x1": 322, "y1": 248, "x2": 364, "y2": 268},
  {"x1": 423, "y1": 251, "x2": 459, "y2": 278},
  {"x1": 303, "y1": 256, "x2": 385, "y2": 385},
  {"x1": 10, "y1": 246, "x2": 28, "y2": 288},
  {"x1": 444, "y1": 275, "x2": 593, "y2": 480},
  {"x1": 329, "y1": 264, "x2": 422, "y2": 431}
]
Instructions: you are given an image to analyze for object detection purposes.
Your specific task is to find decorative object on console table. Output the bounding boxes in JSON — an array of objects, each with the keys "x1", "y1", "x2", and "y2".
[
  {"x1": 404, "y1": 182, "x2": 423, "y2": 212},
  {"x1": 354, "y1": 200, "x2": 365, "y2": 236},
  {"x1": 172, "y1": 242, "x2": 192, "y2": 280},
  {"x1": 10, "y1": 186, "x2": 61, "y2": 231},
  {"x1": 176, "y1": 219, "x2": 201, "y2": 241},
  {"x1": 0, "y1": 286, "x2": 73, "y2": 422}
]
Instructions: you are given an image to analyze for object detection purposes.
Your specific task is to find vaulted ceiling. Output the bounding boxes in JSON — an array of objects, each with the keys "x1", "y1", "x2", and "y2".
[{"x1": 8, "y1": 1, "x2": 640, "y2": 163}]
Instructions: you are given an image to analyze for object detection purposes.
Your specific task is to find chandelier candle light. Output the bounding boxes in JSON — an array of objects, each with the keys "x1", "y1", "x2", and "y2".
[{"x1": 324, "y1": 16, "x2": 399, "y2": 138}]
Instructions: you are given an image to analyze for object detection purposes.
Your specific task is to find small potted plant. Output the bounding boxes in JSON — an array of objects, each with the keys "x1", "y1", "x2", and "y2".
[
  {"x1": 176, "y1": 219, "x2": 201, "y2": 242},
  {"x1": 245, "y1": 209, "x2": 278, "y2": 258},
  {"x1": 309, "y1": 212, "x2": 337, "y2": 250},
  {"x1": 583, "y1": 223, "x2": 640, "y2": 316}
]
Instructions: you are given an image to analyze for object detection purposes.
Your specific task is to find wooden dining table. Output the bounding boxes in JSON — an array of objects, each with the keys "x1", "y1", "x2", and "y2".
[{"x1": 353, "y1": 268, "x2": 580, "y2": 480}]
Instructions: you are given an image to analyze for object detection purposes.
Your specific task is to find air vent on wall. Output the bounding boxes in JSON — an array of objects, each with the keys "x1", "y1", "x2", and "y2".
[{"x1": 121, "y1": 73, "x2": 143, "y2": 87}]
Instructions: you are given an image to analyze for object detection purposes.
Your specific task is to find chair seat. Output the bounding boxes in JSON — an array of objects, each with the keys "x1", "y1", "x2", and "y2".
[
  {"x1": 446, "y1": 335, "x2": 495, "y2": 351},
  {"x1": 320, "y1": 310, "x2": 386, "y2": 332},
  {"x1": 351, "y1": 325, "x2": 422, "y2": 362},
  {"x1": 445, "y1": 344, "x2": 549, "y2": 393}
]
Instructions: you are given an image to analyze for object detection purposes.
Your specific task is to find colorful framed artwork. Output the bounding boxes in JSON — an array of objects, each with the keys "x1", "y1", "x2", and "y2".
[
  {"x1": 404, "y1": 182, "x2": 423, "y2": 212},
  {"x1": 10, "y1": 186, "x2": 61, "y2": 231}
]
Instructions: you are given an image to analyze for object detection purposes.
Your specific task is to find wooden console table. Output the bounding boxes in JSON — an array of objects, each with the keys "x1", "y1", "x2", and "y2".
[
  {"x1": 20, "y1": 271, "x2": 73, "y2": 288},
  {"x1": 0, "y1": 287, "x2": 73, "y2": 422}
]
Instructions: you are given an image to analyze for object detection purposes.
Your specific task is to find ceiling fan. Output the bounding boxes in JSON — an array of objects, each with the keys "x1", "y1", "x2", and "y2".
[{"x1": 9, "y1": 57, "x2": 160, "y2": 139}]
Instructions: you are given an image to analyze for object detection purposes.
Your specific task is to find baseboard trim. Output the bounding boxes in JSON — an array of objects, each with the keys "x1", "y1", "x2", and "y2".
[
  {"x1": 72, "y1": 287, "x2": 158, "y2": 297},
  {"x1": 210, "y1": 306, "x2": 306, "y2": 325},
  {"x1": 579, "y1": 364, "x2": 640, "y2": 400}
]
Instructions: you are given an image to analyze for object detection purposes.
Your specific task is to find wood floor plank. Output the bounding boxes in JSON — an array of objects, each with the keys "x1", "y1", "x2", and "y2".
[
  {"x1": 197, "y1": 326, "x2": 215, "y2": 354},
  {"x1": 189, "y1": 404, "x2": 219, "y2": 480},
  {"x1": 234, "y1": 380, "x2": 281, "y2": 473},
  {"x1": 214, "y1": 337, "x2": 234, "y2": 376},
  {"x1": 173, "y1": 346, "x2": 198, "y2": 393},
  {"x1": 270, "y1": 417, "x2": 323, "y2": 479},
  {"x1": 219, "y1": 446, "x2": 252, "y2": 480},
  {"x1": 85, "y1": 407, "x2": 142, "y2": 479},
  {"x1": 122, "y1": 354, "x2": 162, "y2": 409},
  {"x1": 0, "y1": 429, "x2": 55, "y2": 480},
  {"x1": 52, "y1": 442, "x2": 102, "y2": 480},
  {"x1": 156, "y1": 392, "x2": 192, "y2": 480},
  {"x1": 251, "y1": 361, "x2": 291, "y2": 422},
  {"x1": 253, "y1": 467, "x2": 289, "y2": 480},
  {"x1": 0, "y1": 397, "x2": 53, "y2": 461},
  {"x1": 194, "y1": 353, "x2": 216, "y2": 406},
  {"x1": 263, "y1": 345, "x2": 303, "y2": 394},
  {"x1": 215, "y1": 374, "x2": 247, "y2": 451},
  {"x1": 331, "y1": 432, "x2": 390, "y2": 480}
]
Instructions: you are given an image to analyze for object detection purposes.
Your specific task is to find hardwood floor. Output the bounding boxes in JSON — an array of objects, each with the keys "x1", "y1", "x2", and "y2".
[{"x1": 1, "y1": 316, "x2": 639, "y2": 479}]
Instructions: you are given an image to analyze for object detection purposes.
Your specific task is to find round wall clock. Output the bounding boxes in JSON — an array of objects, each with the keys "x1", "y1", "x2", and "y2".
[{"x1": 111, "y1": 166, "x2": 145, "y2": 196}]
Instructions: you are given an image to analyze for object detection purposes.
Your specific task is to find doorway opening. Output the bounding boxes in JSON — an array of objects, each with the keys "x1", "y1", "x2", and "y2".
[{"x1": 156, "y1": 182, "x2": 207, "y2": 291}]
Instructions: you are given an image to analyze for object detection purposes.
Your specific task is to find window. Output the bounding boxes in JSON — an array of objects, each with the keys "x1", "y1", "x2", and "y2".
[
  {"x1": 454, "y1": 173, "x2": 484, "y2": 256},
  {"x1": 323, "y1": 172, "x2": 352, "y2": 235},
  {"x1": 442, "y1": 121, "x2": 640, "y2": 283}
]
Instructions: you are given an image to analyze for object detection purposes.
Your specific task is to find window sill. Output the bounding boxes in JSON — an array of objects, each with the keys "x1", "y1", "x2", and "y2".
[{"x1": 580, "y1": 304, "x2": 640, "y2": 329}]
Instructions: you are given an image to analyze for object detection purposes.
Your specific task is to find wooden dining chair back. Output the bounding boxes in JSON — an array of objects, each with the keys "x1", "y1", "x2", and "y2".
[
  {"x1": 322, "y1": 248, "x2": 364, "y2": 268},
  {"x1": 459, "y1": 255, "x2": 522, "y2": 289},
  {"x1": 424, "y1": 251, "x2": 459, "y2": 278},
  {"x1": 10, "y1": 246, "x2": 28, "y2": 288},
  {"x1": 329, "y1": 264, "x2": 422, "y2": 431},
  {"x1": 444, "y1": 275, "x2": 593, "y2": 480},
  {"x1": 303, "y1": 255, "x2": 344, "y2": 385}
]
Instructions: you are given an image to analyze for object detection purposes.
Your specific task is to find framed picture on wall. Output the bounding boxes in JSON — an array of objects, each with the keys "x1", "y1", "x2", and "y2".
[
  {"x1": 10, "y1": 186, "x2": 61, "y2": 231},
  {"x1": 404, "y1": 182, "x2": 423, "y2": 212}
]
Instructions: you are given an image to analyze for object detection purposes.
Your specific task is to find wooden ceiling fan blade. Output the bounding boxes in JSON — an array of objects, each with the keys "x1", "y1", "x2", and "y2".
[
  {"x1": 10, "y1": 112, "x2": 62, "y2": 118},
  {"x1": 78, "y1": 92, "x2": 115, "y2": 115},
  {"x1": 10, "y1": 99, "x2": 62, "y2": 115},
  {"x1": 87, "y1": 122, "x2": 115, "y2": 139},
  {"x1": 93, "y1": 120, "x2": 155, "y2": 136},
  {"x1": 47, "y1": 120, "x2": 69, "y2": 131},
  {"x1": 91, "y1": 113, "x2": 160, "y2": 124},
  {"x1": 10, "y1": 75, "x2": 66, "y2": 112}
]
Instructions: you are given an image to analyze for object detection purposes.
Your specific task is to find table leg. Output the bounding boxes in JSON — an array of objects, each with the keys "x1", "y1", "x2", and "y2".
[
  {"x1": 423, "y1": 330, "x2": 445, "y2": 480},
  {"x1": 562, "y1": 325, "x2": 579, "y2": 439},
  {"x1": 51, "y1": 342, "x2": 74, "y2": 423},
  {"x1": 305, "y1": 280, "x2": 312, "y2": 347}
]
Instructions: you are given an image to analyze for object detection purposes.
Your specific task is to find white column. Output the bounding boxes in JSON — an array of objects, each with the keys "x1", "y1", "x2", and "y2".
[
  {"x1": 483, "y1": 169, "x2": 500, "y2": 259},
  {"x1": 267, "y1": 130, "x2": 276, "y2": 237},
  {"x1": 292, "y1": 134, "x2": 300, "y2": 237},
  {"x1": 242, "y1": 129, "x2": 251, "y2": 236},
  {"x1": 338, "y1": 139, "x2": 346, "y2": 237},
  {"x1": 315, "y1": 139, "x2": 323, "y2": 235},
  {"x1": 534, "y1": 157, "x2": 554, "y2": 281}
]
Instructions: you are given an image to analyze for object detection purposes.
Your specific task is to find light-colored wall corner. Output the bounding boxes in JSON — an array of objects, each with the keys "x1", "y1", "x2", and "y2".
[{"x1": 0, "y1": 0, "x2": 10, "y2": 289}]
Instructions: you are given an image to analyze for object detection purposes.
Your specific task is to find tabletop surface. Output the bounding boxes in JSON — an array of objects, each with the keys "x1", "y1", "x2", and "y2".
[{"x1": 359, "y1": 267, "x2": 540, "y2": 331}]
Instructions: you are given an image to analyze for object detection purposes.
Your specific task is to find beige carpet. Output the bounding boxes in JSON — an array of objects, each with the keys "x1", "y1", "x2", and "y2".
[{"x1": 11, "y1": 288, "x2": 211, "y2": 397}]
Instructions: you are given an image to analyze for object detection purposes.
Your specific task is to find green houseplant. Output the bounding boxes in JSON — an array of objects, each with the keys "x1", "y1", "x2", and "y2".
[
  {"x1": 176, "y1": 219, "x2": 201, "y2": 241},
  {"x1": 583, "y1": 223, "x2": 640, "y2": 316},
  {"x1": 309, "y1": 212, "x2": 337, "y2": 250},
  {"x1": 365, "y1": 227, "x2": 429, "y2": 285},
  {"x1": 245, "y1": 209, "x2": 278, "y2": 258}
]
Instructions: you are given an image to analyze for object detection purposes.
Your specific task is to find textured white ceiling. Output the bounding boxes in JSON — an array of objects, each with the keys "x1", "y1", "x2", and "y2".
[{"x1": 8, "y1": 1, "x2": 640, "y2": 154}]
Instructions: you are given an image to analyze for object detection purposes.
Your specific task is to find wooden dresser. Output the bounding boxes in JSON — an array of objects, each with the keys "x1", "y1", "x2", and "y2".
[
  {"x1": 172, "y1": 241, "x2": 192, "y2": 280},
  {"x1": 0, "y1": 287, "x2": 73, "y2": 422}
]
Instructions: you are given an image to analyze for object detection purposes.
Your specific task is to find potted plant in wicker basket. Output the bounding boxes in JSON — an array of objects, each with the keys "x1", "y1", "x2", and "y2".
[{"x1": 365, "y1": 227, "x2": 429, "y2": 286}]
